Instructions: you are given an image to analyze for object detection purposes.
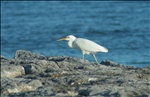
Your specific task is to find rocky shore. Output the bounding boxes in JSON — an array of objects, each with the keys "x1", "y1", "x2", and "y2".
[{"x1": 1, "y1": 50, "x2": 150, "y2": 97}]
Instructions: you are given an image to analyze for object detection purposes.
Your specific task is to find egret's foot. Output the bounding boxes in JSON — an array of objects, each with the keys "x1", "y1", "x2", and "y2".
[
  {"x1": 95, "y1": 62, "x2": 99, "y2": 65},
  {"x1": 80, "y1": 58, "x2": 85, "y2": 63},
  {"x1": 92, "y1": 54, "x2": 99, "y2": 65}
]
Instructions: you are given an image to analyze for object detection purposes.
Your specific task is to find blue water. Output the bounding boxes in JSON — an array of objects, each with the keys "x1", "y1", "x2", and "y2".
[{"x1": 1, "y1": 1, "x2": 150, "y2": 67}]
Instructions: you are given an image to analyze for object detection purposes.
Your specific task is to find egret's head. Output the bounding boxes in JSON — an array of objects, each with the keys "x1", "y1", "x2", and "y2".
[{"x1": 57, "y1": 35, "x2": 76, "y2": 41}]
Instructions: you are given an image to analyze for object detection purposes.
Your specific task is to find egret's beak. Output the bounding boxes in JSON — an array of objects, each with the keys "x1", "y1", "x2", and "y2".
[{"x1": 57, "y1": 37, "x2": 67, "y2": 41}]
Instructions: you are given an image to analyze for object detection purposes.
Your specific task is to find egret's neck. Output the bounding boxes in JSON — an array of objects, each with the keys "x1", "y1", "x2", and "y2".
[
  {"x1": 68, "y1": 41, "x2": 73, "y2": 48},
  {"x1": 68, "y1": 37, "x2": 76, "y2": 48}
]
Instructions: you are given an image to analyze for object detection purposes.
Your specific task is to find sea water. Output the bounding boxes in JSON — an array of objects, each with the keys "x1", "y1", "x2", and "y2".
[{"x1": 1, "y1": 1, "x2": 150, "y2": 67}]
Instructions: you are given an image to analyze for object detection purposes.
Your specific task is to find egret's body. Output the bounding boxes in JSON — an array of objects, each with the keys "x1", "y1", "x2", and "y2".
[{"x1": 57, "y1": 35, "x2": 108, "y2": 64}]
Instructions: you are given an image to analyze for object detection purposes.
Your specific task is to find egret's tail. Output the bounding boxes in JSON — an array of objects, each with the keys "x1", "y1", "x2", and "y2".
[{"x1": 103, "y1": 47, "x2": 108, "y2": 52}]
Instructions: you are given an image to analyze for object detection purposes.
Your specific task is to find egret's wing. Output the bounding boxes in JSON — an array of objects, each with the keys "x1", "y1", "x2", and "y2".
[{"x1": 74, "y1": 38, "x2": 108, "y2": 53}]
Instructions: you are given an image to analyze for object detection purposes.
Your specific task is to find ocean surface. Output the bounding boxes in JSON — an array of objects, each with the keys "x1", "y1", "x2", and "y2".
[{"x1": 1, "y1": 1, "x2": 150, "y2": 67}]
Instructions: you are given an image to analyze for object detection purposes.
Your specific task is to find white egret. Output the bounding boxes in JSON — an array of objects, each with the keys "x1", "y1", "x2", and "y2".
[{"x1": 57, "y1": 35, "x2": 108, "y2": 64}]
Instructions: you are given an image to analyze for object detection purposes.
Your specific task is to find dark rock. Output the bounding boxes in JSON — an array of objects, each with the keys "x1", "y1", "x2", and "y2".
[
  {"x1": 1, "y1": 50, "x2": 150, "y2": 97},
  {"x1": 78, "y1": 89, "x2": 90, "y2": 96},
  {"x1": 39, "y1": 72, "x2": 51, "y2": 77},
  {"x1": 14, "y1": 50, "x2": 45, "y2": 60},
  {"x1": 24, "y1": 64, "x2": 37, "y2": 74},
  {"x1": 100, "y1": 60, "x2": 121, "y2": 67},
  {"x1": 45, "y1": 68, "x2": 56, "y2": 73},
  {"x1": 74, "y1": 66, "x2": 85, "y2": 69},
  {"x1": 23, "y1": 60, "x2": 59, "y2": 74},
  {"x1": 47, "y1": 56, "x2": 66, "y2": 62},
  {"x1": 0, "y1": 55, "x2": 8, "y2": 61}
]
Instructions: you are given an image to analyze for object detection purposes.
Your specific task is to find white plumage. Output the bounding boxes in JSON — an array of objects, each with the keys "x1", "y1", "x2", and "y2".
[{"x1": 57, "y1": 35, "x2": 108, "y2": 64}]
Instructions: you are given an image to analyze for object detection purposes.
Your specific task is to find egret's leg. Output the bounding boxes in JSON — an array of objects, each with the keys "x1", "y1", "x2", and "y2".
[
  {"x1": 82, "y1": 53, "x2": 85, "y2": 60},
  {"x1": 92, "y1": 54, "x2": 99, "y2": 64}
]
